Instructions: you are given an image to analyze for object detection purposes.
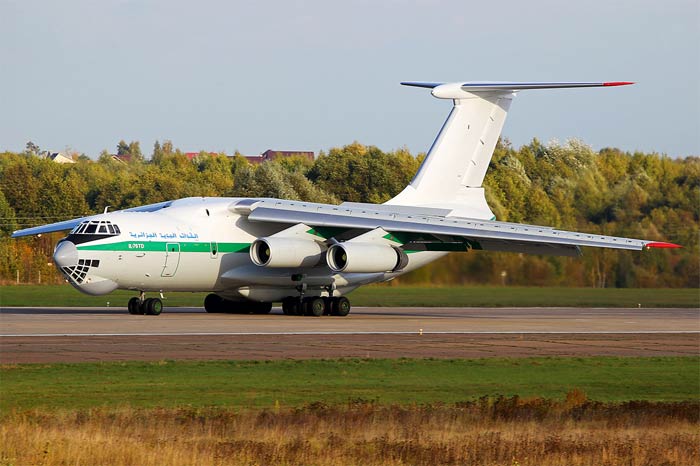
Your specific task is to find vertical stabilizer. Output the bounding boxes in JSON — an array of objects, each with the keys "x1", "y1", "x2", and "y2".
[{"x1": 387, "y1": 81, "x2": 633, "y2": 219}]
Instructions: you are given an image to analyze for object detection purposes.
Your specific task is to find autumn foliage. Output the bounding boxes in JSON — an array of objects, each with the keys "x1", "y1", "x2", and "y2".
[{"x1": 1, "y1": 138, "x2": 697, "y2": 287}]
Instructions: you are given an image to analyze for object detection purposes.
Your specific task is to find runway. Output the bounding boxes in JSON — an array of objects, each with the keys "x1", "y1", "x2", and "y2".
[{"x1": 1, "y1": 306, "x2": 698, "y2": 363}]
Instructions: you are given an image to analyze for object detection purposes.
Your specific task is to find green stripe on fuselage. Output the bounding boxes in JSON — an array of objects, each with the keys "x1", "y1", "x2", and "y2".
[{"x1": 77, "y1": 241, "x2": 250, "y2": 253}]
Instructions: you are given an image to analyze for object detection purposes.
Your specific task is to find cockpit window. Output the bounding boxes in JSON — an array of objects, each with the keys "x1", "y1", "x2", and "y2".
[{"x1": 70, "y1": 220, "x2": 121, "y2": 237}]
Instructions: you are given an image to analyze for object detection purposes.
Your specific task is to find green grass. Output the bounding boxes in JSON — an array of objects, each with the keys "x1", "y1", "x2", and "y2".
[
  {"x1": 1, "y1": 357, "x2": 698, "y2": 413},
  {"x1": 1, "y1": 284, "x2": 698, "y2": 308}
]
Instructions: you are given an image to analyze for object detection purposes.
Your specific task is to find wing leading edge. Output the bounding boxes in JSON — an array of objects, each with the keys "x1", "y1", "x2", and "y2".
[
  {"x1": 11, "y1": 201, "x2": 174, "y2": 238},
  {"x1": 232, "y1": 199, "x2": 680, "y2": 256}
]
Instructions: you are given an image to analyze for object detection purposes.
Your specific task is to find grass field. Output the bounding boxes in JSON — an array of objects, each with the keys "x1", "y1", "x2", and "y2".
[
  {"x1": 2, "y1": 400, "x2": 698, "y2": 466},
  {"x1": 2, "y1": 357, "x2": 698, "y2": 465},
  {"x1": 2, "y1": 357, "x2": 698, "y2": 413},
  {"x1": 1, "y1": 284, "x2": 698, "y2": 308}
]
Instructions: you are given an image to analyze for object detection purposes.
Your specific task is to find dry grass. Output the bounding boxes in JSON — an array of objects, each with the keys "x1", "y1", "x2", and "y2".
[{"x1": 1, "y1": 396, "x2": 698, "y2": 466}]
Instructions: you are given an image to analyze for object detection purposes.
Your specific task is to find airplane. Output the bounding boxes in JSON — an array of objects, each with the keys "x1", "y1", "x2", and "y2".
[{"x1": 12, "y1": 81, "x2": 680, "y2": 316}]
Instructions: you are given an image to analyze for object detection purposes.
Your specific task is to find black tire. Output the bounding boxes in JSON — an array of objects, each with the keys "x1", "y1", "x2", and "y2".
[
  {"x1": 301, "y1": 297, "x2": 312, "y2": 316},
  {"x1": 128, "y1": 297, "x2": 142, "y2": 315},
  {"x1": 142, "y1": 298, "x2": 153, "y2": 315},
  {"x1": 287, "y1": 298, "x2": 302, "y2": 316},
  {"x1": 146, "y1": 297, "x2": 163, "y2": 316},
  {"x1": 225, "y1": 301, "x2": 243, "y2": 313},
  {"x1": 253, "y1": 302, "x2": 273, "y2": 314},
  {"x1": 333, "y1": 297, "x2": 351, "y2": 317},
  {"x1": 308, "y1": 297, "x2": 325, "y2": 317},
  {"x1": 224, "y1": 300, "x2": 244, "y2": 313},
  {"x1": 323, "y1": 297, "x2": 332, "y2": 315},
  {"x1": 282, "y1": 297, "x2": 293, "y2": 315},
  {"x1": 204, "y1": 294, "x2": 224, "y2": 313}
]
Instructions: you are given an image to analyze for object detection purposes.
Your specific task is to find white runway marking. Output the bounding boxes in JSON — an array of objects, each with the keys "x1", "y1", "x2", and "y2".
[{"x1": 2, "y1": 331, "x2": 699, "y2": 338}]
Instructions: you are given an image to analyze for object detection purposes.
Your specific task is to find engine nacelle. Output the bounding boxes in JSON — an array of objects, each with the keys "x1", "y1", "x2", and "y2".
[
  {"x1": 326, "y1": 242, "x2": 408, "y2": 273},
  {"x1": 250, "y1": 237, "x2": 324, "y2": 268}
]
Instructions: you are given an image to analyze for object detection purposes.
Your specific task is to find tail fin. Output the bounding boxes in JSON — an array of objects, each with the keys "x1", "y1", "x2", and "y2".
[{"x1": 386, "y1": 81, "x2": 633, "y2": 219}]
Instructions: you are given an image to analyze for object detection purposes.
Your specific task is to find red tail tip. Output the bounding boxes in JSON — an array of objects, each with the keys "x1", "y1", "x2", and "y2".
[
  {"x1": 603, "y1": 81, "x2": 635, "y2": 86},
  {"x1": 645, "y1": 241, "x2": 682, "y2": 249}
]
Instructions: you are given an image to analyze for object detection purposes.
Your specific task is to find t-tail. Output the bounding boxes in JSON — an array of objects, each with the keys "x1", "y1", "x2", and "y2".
[{"x1": 386, "y1": 81, "x2": 634, "y2": 219}]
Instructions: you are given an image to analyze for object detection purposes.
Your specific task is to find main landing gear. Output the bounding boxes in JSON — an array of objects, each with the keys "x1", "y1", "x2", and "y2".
[
  {"x1": 203, "y1": 294, "x2": 273, "y2": 314},
  {"x1": 281, "y1": 296, "x2": 351, "y2": 317},
  {"x1": 127, "y1": 294, "x2": 163, "y2": 316}
]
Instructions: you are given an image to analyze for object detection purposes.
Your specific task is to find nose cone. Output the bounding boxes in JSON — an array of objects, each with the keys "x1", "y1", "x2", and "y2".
[{"x1": 54, "y1": 241, "x2": 78, "y2": 268}]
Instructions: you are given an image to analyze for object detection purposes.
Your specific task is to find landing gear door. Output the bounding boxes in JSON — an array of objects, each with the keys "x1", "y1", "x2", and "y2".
[{"x1": 162, "y1": 243, "x2": 181, "y2": 277}]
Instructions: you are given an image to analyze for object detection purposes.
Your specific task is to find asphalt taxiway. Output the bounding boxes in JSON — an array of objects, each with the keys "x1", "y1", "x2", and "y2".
[{"x1": 1, "y1": 306, "x2": 698, "y2": 363}]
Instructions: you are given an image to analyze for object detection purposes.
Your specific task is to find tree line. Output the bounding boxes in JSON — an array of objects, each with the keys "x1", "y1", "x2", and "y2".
[{"x1": 0, "y1": 139, "x2": 697, "y2": 287}]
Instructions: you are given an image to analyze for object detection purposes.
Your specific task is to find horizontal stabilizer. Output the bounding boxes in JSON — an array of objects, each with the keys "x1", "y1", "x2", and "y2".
[{"x1": 401, "y1": 81, "x2": 634, "y2": 93}]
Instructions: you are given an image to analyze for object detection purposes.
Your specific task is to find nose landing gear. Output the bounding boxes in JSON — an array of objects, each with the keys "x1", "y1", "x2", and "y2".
[{"x1": 127, "y1": 293, "x2": 163, "y2": 316}]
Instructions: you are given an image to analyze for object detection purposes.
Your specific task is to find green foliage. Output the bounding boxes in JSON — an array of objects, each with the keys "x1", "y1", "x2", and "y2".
[
  {"x1": 116, "y1": 139, "x2": 143, "y2": 162},
  {"x1": 0, "y1": 139, "x2": 697, "y2": 287},
  {"x1": 308, "y1": 142, "x2": 421, "y2": 203},
  {"x1": 0, "y1": 189, "x2": 17, "y2": 236}
]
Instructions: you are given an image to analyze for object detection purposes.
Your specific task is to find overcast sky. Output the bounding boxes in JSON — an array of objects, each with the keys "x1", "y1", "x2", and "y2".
[{"x1": 1, "y1": 0, "x2": 698, "y2": 158}]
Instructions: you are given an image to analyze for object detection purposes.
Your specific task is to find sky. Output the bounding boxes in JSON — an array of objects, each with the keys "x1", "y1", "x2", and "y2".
[{"x1": 1, "y1": 0, "x2": 698, "y2": 159}]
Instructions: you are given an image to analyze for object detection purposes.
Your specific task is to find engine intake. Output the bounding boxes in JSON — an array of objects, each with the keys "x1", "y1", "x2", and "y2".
[
  {"x1": 326, "y1": 242, "x2": 408, "y2": 273},
  {"x1": 250, "y1": 237, "x2": 324, "y2": 268}
]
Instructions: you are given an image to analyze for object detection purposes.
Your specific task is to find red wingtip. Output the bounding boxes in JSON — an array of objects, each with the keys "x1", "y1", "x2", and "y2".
[
  {"x1": 645, "y1": 241, "x2": 682, "y2": 249},
  {"x1": 603, "y1": 81, "x2": 635, "y2": 86}
]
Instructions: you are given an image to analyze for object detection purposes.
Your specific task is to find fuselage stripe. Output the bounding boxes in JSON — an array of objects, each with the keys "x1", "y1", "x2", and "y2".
[{"x1": 77, "y1": 241, "x2": 250, "y2": 253}]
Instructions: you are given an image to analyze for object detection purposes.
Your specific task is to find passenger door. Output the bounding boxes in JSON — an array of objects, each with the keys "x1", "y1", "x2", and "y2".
[{"x1": 161, "y1": 243, "x2": 181, "y2": 277}]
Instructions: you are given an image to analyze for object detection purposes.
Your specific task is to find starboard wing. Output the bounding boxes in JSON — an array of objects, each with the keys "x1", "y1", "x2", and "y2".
[{"x1": 231, "y1": 199, "x2": 680, "y2": 256}]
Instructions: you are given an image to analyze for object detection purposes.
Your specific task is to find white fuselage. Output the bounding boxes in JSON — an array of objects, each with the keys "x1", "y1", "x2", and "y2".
[{"x1": 58, "y1": 197, "x2": 447, "y2": 302}]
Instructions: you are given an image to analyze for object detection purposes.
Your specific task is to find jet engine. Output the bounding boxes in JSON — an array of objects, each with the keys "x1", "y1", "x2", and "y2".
[
  {"x1": 250, "y1": 237, "x2": 325, "y2": 268},
  {"x1": 326, "y1": 242, "x2": 408, "y2": 273}
]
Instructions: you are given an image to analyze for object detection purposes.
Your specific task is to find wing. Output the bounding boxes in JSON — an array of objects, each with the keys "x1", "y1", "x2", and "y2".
[
  {"x1": 231, "y1": 199, "x2": 680, "y2": 256},
  {"x1": 11, "y1": 201, "x2": 174, "y2": 238}
]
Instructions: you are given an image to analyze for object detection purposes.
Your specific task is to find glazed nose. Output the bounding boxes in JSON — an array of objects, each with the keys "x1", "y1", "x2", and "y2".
[{"x1": 54, "y1": 241, "x2": 78, "y2": 268}]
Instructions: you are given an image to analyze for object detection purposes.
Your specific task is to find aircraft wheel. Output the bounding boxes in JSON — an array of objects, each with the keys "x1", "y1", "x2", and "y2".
[
  {"x1": 128, "y1": 297, "x2": 142, "y2": 315},
  {"x1": 145, "y1": 298, "x2": 163, "y2": 316},
  {"x1": 223, "y1": 300, "x2": 242, "y2": 313},
  {"x1": 287, "y1": 299, "x2": 302, "y2": 316},
  {"x1": 332, "y1": 297, "x2": 351, "y2": 317},
  {"x1": 282, "y1": 297, "x2": 294, "y2": 315},
  {"x1": 300, "y1": 297, "x2": 317, "y2": 316},
  {"x1": 254, "y1": 302, "x2": 272, "y2": 314},
  {"x1": 323, "y1": 297, "x2": 333, "y2": 315},
  {"x1": 204, "y1": 294, "x2": 224, "y2": 313},
  {"x1": 308, "y1": 297, "x2": 325, "y2": 317}
]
